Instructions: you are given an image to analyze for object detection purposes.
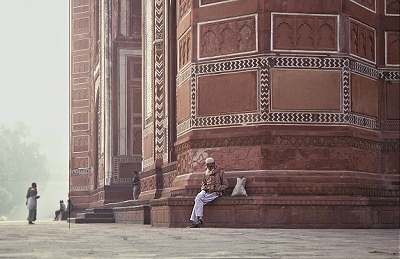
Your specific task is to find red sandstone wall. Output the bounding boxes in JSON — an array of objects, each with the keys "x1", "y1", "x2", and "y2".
[
  {"x1": 69, "y1": 1, "x2": 399, "y2": 225},
  {"x1": 173, "y1": 0, "x2": 399, "y2": 197},
  {"x1": 70, "y1": 0, "x2": 94, "y2": 210}
]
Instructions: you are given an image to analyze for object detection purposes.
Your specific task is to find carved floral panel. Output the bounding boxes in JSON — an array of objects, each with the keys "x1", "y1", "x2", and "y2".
[
  {"x1": 385, "y1": 0, "x2": 400, "y2": 15},
  {"x1": 386, "y1": 32, "x2": 400, "y2": 65},
  {"x1": 179, "y1": 0, "x2": 191, "y2": 21},
  {"x1": 178, "y1": 29, "x2": 192, "y2": 70},
  {"x1": 272, "y1": 13, "x2": 337, "y2": 52},
  {"x1": 350, "y1": 19, "x2": 376, "y2": 63},
  {"x1": 199, "y1": 15, "x2": 257, "y2": 59}
]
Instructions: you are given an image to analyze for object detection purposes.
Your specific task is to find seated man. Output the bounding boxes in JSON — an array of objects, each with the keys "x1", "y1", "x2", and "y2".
[
  {"x1": 189, "y1": 157, "x2": 229, "y2": 228},
  {"x1": 62, "y1": 199, "x2": 73, "y2": 220},
  {"x1": 54, "y1": 200, "x2": 66, "y2": 221}
]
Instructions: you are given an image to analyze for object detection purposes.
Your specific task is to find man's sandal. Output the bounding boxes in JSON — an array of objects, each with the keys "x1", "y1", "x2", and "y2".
[{"x1": 189, "y1": 222, "x2": 199, "y2": 228}]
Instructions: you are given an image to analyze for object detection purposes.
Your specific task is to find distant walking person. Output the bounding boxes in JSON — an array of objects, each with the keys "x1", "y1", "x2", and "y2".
[
  {"x1": 189, "y1": 157, "x2": 229, "y2": 228},
  {"x1": 26, "y1": 182, "x2": 40, "y2": 225},
  {"x1": 131, "y1": 171, "x2": 140, "y2": 200}
]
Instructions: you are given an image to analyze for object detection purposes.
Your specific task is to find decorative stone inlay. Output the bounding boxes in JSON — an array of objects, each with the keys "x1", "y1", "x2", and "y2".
[
  {"x1": 163, "y1": 171, "x2": 178, "y2": 189},
  {"x1": 178, "y1": 29, "x2": 192, "y2": 71},
  {"x1": 72, "y1": 112, "x2": 89, "y2": 132},
  {"x1": 154, "y1": 0, "x2": 167, "y2": 163},
  {"x1": 71, "y1": 88, "x2": 89, "y2": 108},
  {"x1": 73, "y1": 17, "x2": 90, "y2": 34},
  {"x1": 262, "y1": 145, "x2": 380, "y2": 173},
  {"x1": 73, "y1": 39, "x2": 89, "y2": 51},
  {"x1": 350, "y1": 19, "x2": 376, "y2": 64},
  {"x1": 379, "y1": 70, "x2": 399, "y2": 132},
  {"x1": 176, "y1": 55, "x2": 390, "y2": 137},
  {"x1": 178, "y1": 0, "x2": 191, "y2": 21},
  {"x1": 198, "y1": 14, "x2": 257, "y2": 59},
  {"x1": 170, "y1": 184, "x2": 399, "y2": 199},
  {"x1": 350, "y1": 0, "x2": 376, "y2": 12},
  {"x1": 385, "y1": 32, "x2": 400, "y2": 66},
  {"x1": 143, "y1": 0, "x2": 153, "y2": 122},
  {"x1": 177, "y1": 66, "x2": 191, "y2": 87},
  {"x1": 112, "y1": 156, "x2": 142, "y2": 180},
  {"x1": 350, "y1": 60, "x2": 379, "y2": 79},
  {"x1": 381, "y1": 70, "x2": 400, "y2": 81},
  {"x1": 373, "y1": 137, "x2": 397, "y2": 151},
  {"x1": 140, "y1": 174, "x2": 157, "y2": 193},
  {"x1": 175, "y1": 135, "x2": 382, "y2": 153},
  {"x1": 191, "y1": 57, "x2": 268, "y2": 129},
  {"x1": 71, "y1": 168, "x2": 92, "y2": 175},
  {"x1": 72, "y1": 136, "x2": 89, "y2": 153},
  {"x1": 72, "y1": 123, "x2": 89, "y2": 132},
  {"x1": 71, "y1": 88, "x2": 89, "y2": 101},
  {"x1": 70, "y1": 186, "x2": 91, "y2": 191},
  {"x1": 152, "y1": 196, "x2": 399, "y2": 206},
  {"x1": 385, "y1": 0, "x2": 400, "y2": 15},
  {"x1": 272, "y1": 13, "x2": 338, "y2": 52},
  {"x1": 73, "y1": 156, "x2": 89, "y2": 169}
]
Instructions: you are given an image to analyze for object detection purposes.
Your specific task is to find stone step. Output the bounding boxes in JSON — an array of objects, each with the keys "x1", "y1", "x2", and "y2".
[
  {"x1": 76, "y1": 212, "x2": 115, "y2": 219},
  {"x1": 68, "y1": 217, "x2": 116, "y2": 224},
  {"x1": 89, "y1": 208, "x2": 114, "y2": 214},
  {"x1": 70, "y1": 208, "x2": 115, "y2": 224}
]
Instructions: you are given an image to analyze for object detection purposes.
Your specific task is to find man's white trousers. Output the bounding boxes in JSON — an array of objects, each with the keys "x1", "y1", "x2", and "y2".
[{"x1": 190, "y1": 190, "x2": 219, "y2": 222}]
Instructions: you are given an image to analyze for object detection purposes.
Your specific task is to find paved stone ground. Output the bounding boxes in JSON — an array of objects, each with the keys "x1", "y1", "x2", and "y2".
[{"x1": 0, "y1": 220, "x2": 398, "y2": 258}]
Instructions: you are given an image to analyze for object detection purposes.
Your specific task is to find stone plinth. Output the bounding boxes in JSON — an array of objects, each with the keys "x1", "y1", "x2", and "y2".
[
  {"x1": 104, "y1": 200, "x2": 151, "y2": 224},
  {"x1": 150, "y1": 196, "x2": 399, "y2": 228}
]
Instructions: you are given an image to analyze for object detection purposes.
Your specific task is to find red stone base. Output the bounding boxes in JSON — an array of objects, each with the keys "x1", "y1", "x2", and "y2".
[
  {"x1": 104, "y1": 200, "x2": 151, "y2": 224},
  {"x1": 149, "y1": 196, "x2": 399, "y2": 228},
  {"x1": 113, "y1": 205, "x2": 151, "y2": 224}
]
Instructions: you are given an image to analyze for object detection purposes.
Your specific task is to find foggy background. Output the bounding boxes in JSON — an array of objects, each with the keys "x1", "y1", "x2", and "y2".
[{"x1": 0, "y1": 1, "x2": 69, "y2": 220}]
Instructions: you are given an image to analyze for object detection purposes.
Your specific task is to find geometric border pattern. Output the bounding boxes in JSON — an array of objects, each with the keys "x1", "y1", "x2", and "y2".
[
  {"x1": 177, "y1": 55, "x2": 394, "y2": 136},
  {"x1": 192, "y1": 57, "x2": 267, "y2": 127},
  {"x1": 154, "y1": 0, "x2": 166, "y2": 162},
  {"x1": 380, "y1": 69, "x2": 400, "y2": 132},
  {"x1": 112, "y1": 156, "x2": 143, "y2": 184},
  {"x1": 269, "y1": 56, "x2": 349, "y2": 125}
]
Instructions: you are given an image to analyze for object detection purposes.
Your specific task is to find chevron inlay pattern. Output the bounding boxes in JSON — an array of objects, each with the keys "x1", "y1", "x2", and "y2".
[
  {"x1": 177, "y1": 55, "x2": 392, "y2": 136},
  {"x1": 154, "y1": 0, "x2": 167, "y2": 162}
]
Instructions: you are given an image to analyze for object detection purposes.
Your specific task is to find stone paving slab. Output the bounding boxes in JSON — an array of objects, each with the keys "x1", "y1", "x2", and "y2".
[{"x1": 0, "y1": 220, "x2": 398, "y2": 258}]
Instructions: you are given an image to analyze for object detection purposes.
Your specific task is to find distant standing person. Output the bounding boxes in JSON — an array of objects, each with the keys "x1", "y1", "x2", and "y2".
[
  {"x1": 131, "y1": 171, "x2": 140, "y2": 200},
  {"x1": 189, "y1": 157, "x2": 229, "y2": 228},
  {"x1": 26, "y1": 182, "x2": 40, "y2": 225}
]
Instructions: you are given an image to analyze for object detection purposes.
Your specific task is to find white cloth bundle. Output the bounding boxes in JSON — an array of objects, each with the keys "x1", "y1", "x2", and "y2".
[{"x1": 231, "y1": 177, "x2": 248, "y2": 196}]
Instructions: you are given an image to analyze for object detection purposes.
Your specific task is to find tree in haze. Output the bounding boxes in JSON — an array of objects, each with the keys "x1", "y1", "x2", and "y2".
[{"x1": 0, "y1": 123, "x2": 49, "y2": 220}]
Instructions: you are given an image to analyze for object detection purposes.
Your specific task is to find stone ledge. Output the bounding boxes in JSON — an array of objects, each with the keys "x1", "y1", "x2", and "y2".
[
  {"x1": 112, "y1": 205, "x2": 151, "y2": 225},
  {"x1": 149, "y1": 195, "x2": 400, "y2": 206},
  {"x1": 150, "y1": 196, "x2": 400, "y2": 228},
  {"x1": 170, "y1": 171, "x2": 400, "y2": 197}
]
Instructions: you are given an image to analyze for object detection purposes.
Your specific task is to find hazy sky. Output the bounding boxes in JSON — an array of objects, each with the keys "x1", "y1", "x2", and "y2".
[{"x1": 0, "y1": 1, "x2": 70, "y2": 219}]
